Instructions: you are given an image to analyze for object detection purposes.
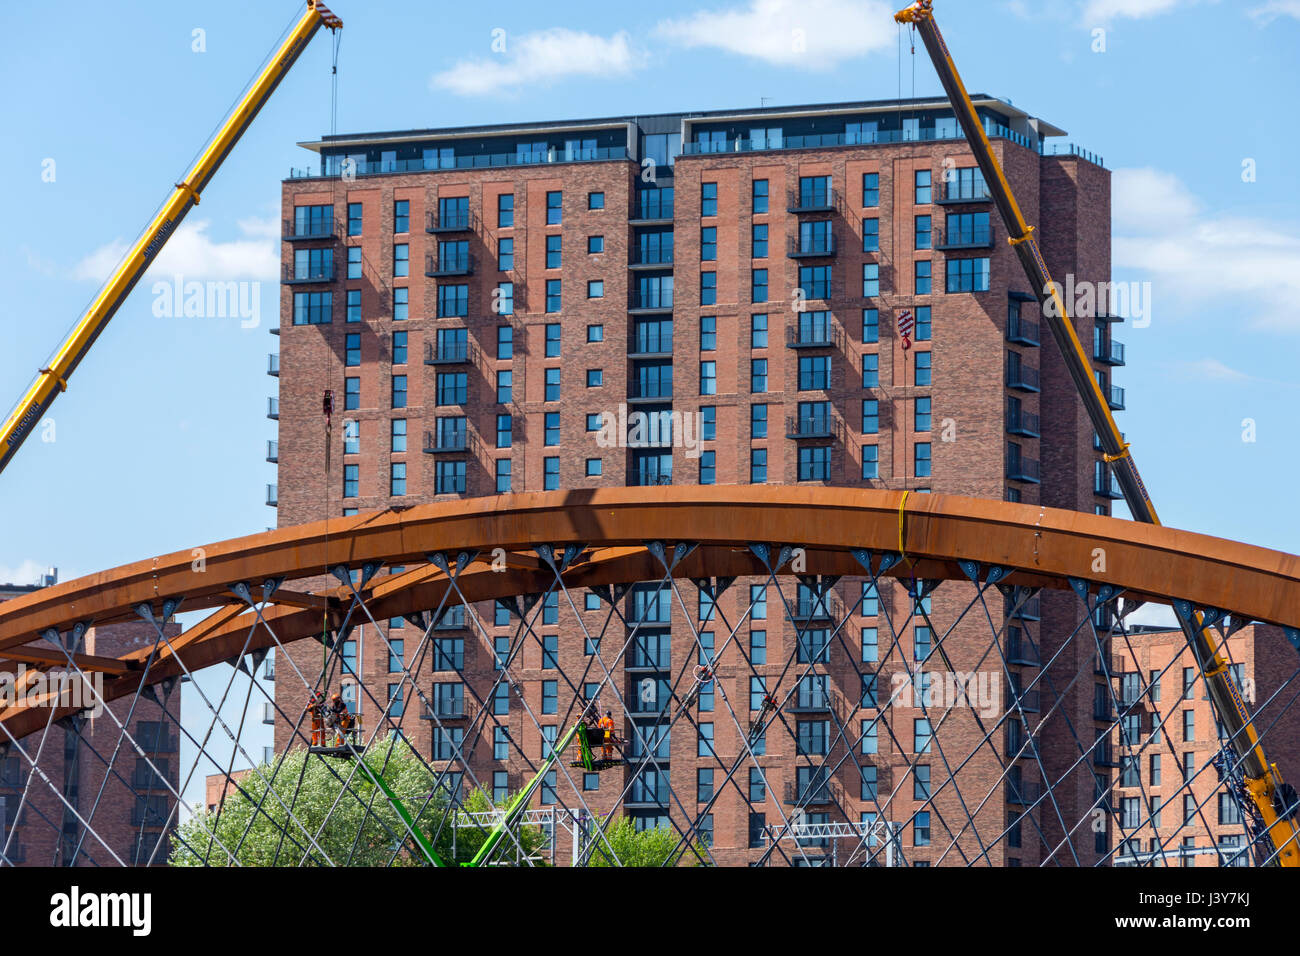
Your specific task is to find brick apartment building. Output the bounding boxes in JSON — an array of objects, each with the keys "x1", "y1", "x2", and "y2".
[
  {"x1": 268, "y1": 94, "x2": 1144, "y2": 865},
  {"x1": 0, "y1": 575, "x2": 180, "y2": 866},
  {"x1": 1107, "y1": 623, "x2": 1300, "y2": 867}
]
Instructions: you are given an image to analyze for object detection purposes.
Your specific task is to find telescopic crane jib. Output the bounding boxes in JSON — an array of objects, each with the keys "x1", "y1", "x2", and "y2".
[
  {"x1": 893, "y1": 0, "x2": 1300, "y2": 866},
  {"x1": 0, "y1": 1, "x2": 343, "y2": 476}
]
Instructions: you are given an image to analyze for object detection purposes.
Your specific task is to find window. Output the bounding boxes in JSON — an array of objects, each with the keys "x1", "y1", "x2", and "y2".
[
  {"x1": 391, "y1": 375, "x2": 407, "y2": 409},
  {"x1": 861, "y1": 308, "x2": 880, "y2": 344},
  {"x1": 587, "y1": 280, "x2": 603, "y2": 299},
  {"x1": 587, "y1": 324, "x2": 603, "y2": 343},
  {"x1": 861, "y1": 719, "x2": 878, "y2": 754},
  {"x1": 697, "y1": 768, "x2": 715, "y2": 803},
  {"x1": 915, "y1": 352, "x2": 932, "y2": 386},
  {"x1": 345, "y1": 333, "x2": 360, "y2": 367},
  {"x1": 347, "y1": 246, "x2": 361, "y2": 280},
  {"x1": 862, "y1": 444, "x2": 879, "y2": 479},
  {"x1": 915, "y1": 260, "x2": 932, "y2": 295},
  {"x1": 498, "y1": 193, "x2": 514, "y2": 227},
  {"x1": 343, "y1": 464, "x2": 358, "y2": 498},
  {"x1": 863, "y1": 263, "x2": 880, "y2": 297},
  {"x1": 701, "y1": 226, "x2": 717, "y2": 261},
  {"x1": 498, "y1": 237, "x2": 513, "y2": 271},
  {"x1": 752, "y1": 223, "x2": 768, "y2": 258},
  {"x1": 861, "y1": 216, "x2": 881, "y2": 252},
  {"x1": 700, "y1": 316, "x2": 717, "y2": 351},
  {"x1": 343, "y1": 420, "x2": 359, "y2": 455},
  {"x1": 751, "y1": 448, "x2": 768, "y2": 483},
  {"x1": 799, "y1": 446, "x2": 831, "y2": 482},
  {"x1": 863, "y1": 172, "x2": 879, "y2": 207},
  {"x1": 496, "y1": 370, "x2": 512, "y2": 404},
  {"x1": 799, "y1": 264, "x2": 832, "y2": 300},
  {"x1": 1182, "y1": 709, "x2": 1195, "y2": 742},
  {"x1": 914, "y1": 764, "x2": 932, "y2": 801},
  {"x1": 915, "y1": 169, "x2": 932, "y2": 204},
  {"x1": 752, "y1": 178, "x2": 769, "y2": 213},
  {"x1": 347, "y1": 202, "x2": 362, "y2": 236},
  {"x1": 698, "y1": 723, "x2": 714, "y2": 757},
  {"x1": 915, "y1": 718, "x2": 933, "y2": 753},
  {"x1": 392, "y1": 331, "x2": 408, "y2": 365},
  {"x1": 862, "y1": 355, "x2": 879, "y2": 389},
  {"x1": 391, "y1": 418, "x2": 406, "y2": 453},
  {"x1": 546, "y1": 279, "x2": 562, "y2": 313},
  {"x1": 495, "y1": 458, "x2": 512, "y2": 493},
  {"x1": 915, "y1": 396, "x2": 932, "y2": 432},
  {"x1": 701, "y1": 272, "x2": 717, "y2": 306},
  {"x1": 546, "y1": 190, "x2": 562, "y2": 225},
  {"x1": 495, "y1": 282, "x2": 513, "y2": 316},
  {"x1": 388, "y1": 461, "x2": 406, "y2": 496},
  {"x1": 346, "y1": 288, "x2": 360, "y2": 322},
  {"x1": 544, "y1": 457, "x2": 560, "y2": 490},
  {"x1": 700, "y1": 361, "x2": 717, "y2": 395},
  {"x1": 437, "y1": 372, "x2": 467, "y2": 406},
  {"x1": 293, "y1": 291, "x2": 331, "y2": 325},
  {"x1": 751, "y1": 314, "x2": 768, "y2": 349},
  {"x1": 543, "y1": 412, "x2": 560, "y2": 446},
  {"x1": 915, "y1": 442, "x2": 932, "y2": 478},
  {"x1": 393, "y1": 243, "x2": 409, "y2": 277},
  {"x1": 946, "y1": 257, "x2": 991, "y2": 293},
  {"x1": 496, "y1": 414, "x2": 512, "y2": 449},
  {"x1": 545, "y1": 234, "x2": 562, "y2": 270},
  {"x1": 545, "y1": 323, "x2": 562, "y2": 358},
  {"x1": 344, "y1": 376, "x2": 360, "y2": 409},
  {"x1": 393, "y1": 200, "x2": 409, "y2": 233},
  {"x1": 545, "y1": 367, "x2": 561, "y2": 401},
  {"x1": 751, "y1": 403, "x2": 768, "y2": 439},
  {"x1": 437, "y1": 284, "x2": 467, "y2": 317},
  {"x1": 752, "y1": 268, "x2": 768, "y2": 303},
  {"x1": 701, "y1": 182, "x2": 718, "y2": 217},
  {"x1": 799, "y1": 355, "x2": 830, "y2": 391},
  {"x1": 915, "y1": 215, "x2": 932, "y2": 250},
  {"x1": 588, "y1": 191, "x2": 604, "y2": 210},
  {"x1": 699, "y1": 450, "x2": 716, "y2": 485},
  {"x1": 496, "y1": 325, "x2": 513, "y2": 360},
  {"x1": 915, "y1": 306, "x2": 932, "y2": 341}
]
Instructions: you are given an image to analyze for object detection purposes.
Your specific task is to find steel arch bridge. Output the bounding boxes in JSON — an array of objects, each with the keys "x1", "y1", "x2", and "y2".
[{"x1": 2, "y1": 487, "x2": 1299, "y2": 867}]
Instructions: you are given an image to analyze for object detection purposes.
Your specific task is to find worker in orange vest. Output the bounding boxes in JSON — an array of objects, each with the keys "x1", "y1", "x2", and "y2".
[
  {"x1": 598, "y1": 711, "x2": 615, "y2": 761},
  {"x1": 305, "y1": 691, "x2": 325, "y2": 746}
]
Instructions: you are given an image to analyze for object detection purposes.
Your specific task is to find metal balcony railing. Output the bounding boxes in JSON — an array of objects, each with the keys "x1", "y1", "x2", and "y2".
[
  {"x1": 1109, "y1": 385, "x2": 1126, "y2": 410},
  {"x1": 1007, "y1": 408, "x2": 1040, "y2": 438},
  {"x1": 1096, "y1": 339, "x2": 1126, "y2": 365},
  {"x1": 1006, "y1": 455, "x2": 1041, "y2": 483},
  {"x1": 934, "y1": 225, "x2": 994, "y2": 250},
  {"x1": 792, "y1": 590, "x2": 845, "y2": 622},
  {"x1": 261, "y1": 702, "x2": 275, "y2": 725},
  {"x1": 132, "y1": 761, "x2": 170, "y2": 789},
  {"x1": 425, "y1": 425, "x2": 468, "y2": 453},
  {"x1": 1006, "y1": 686, "x2": 1041, "y2": 713},
  {"x1": 937, "y1": 181, "x2": 992, "y2": 204},
  {"x1": 787, "y1": 186, "x2": 839, "y2": 213},
  {"x1": 1006, "y1": 316, "x2": 1040, "y2": 346},
  {"x1": 282, "y1": 217, "x2": 336, "y2": 240},
  {"x1": 1006, "y1": 633, "x2": 1041, "y2": 666},
  {"x1": 422, "y1": 695, "x2": 476, "y2": 720},
  {"x1": 426, "y1": 209, "x2": 477, "y2": 233},
  {"x1": 785, "y1": 412, "x2": 845, "y2": 443},
  {"x1": 631, "y1": 199, "x2": 674, "y2": 221},
  {"x1": 266, "y1": 484, "x2": 278, "y2": 507},
  {"x1": 1009, "y1": 596, "x2": 1042, "y2": 621},
  {"x1": 629, "y1": 250, "x2": 674, "y2": 267},
  {"x1": 783, "y1": 777, "x2": 841, "y2": 807},
  {"x1": 787, "y1": 234, "x2": 837, "y2": 258},
  {"x1": 1007, "y1": 363, "x2": 1040, "y2": 392},
  {"x1": 1093, "y1": 740, "x2": 1120, "y2": 768},
  {"x1": 1005, "y1": 779, "x2": 1043, "y2": 806},
  {"x1": 785, "y1": 323, "x2": 843, "y2": 349},
  {"x1": 425, "y1": 252, "x2": 475, "y2": 277},
  {"x1": 283, "y1": 263, "x2": 335, "y2": 284},
  {"x1": 266, "y1": 440, "x2": 278, "y2": 464},
  {"x1": 267, "y1": 397, "x2": 279, "y2": 420},
  {"x1": 425, "y1": 339, "x2": 474, "y2": 365},
  {"x1": 629, "y1": 289, "x2": 674, "y2": 311},
  {"x1": 267, "y1": 353, "x2": 280, "y2": 376}
]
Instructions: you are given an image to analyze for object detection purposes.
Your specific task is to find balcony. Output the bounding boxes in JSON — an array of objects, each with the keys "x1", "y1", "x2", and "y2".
[
  {"x1": 1093, "y1": 740, "x2": 1120, "y2": 768},
  {"x1": 425, "y1": 339, "x2": 475, "y2": 365},
  {"x1": 1006, "y1": 363, "x2": 1040, "y2": 393},
  {"x1": 937, "y1": 182, "x2": 992, "y2": 205},
  {"x1": 261, "y1": 702, "x2": 275, "y2": 725},
  {"x1": 787, "y1": 693, "x2": 833, "y2": 715},
  {"x1": 1005, "y1": 779, "x2": 1043, "y2": 806},
  {"x1": 1095, "y1": 466, "x2": 1123, "y2": 499},
  {"x1": 787, "y1": 234, "x2": 838, "y2": 258},
  {"x1": 1006, "y1": 454, "x2": 1041, "y2": 484},
  {"x1": 626, "y1": 780, "x2": 671, "y2": 809},
  {"x1": 1006, "y1": 316, "x2": 1040, "y2": 347},
  {"x1": 783, "y1": 777, "x2": 841, "y2": 807},
  {"x1": 792, "y1": 590, "x2": 845, "y2": 622},
  {"x1": 629, "y1": 336, "x2": 673, "y2": 358},
  {"x1": 1009, "y1": 595, "x2": 1042, "y2": 622},
  {"x1": 267, "y1": 353, "x2": 280, "y2": 377},
  {"x1": 629, "y1": 251, "x2": 674, "y2": 269},
  {"x1": 1006, "y1": 633, "x2": 1041, "y2": 667},
  {"x1": 266, "y1": 484, "x2": 278, "y2": 507},
  {"x1": 282, "y1": 217, "x2": 336, "y2": 240},
  {"x1": 631, "y1": 201, "x2": 674, "y2": 223},
  {"x1": 282, "y1": 263, "x2": 335, "y2": 285},
  {"x1": 1096, "y1": 339, "x2": 1126, "y2": 366},
  {"x1": 421, "y1": 697, "x2": 476, "y2": 721},
  {"x1": 785, "y1": 323, "x2": 843, "y2": 350},
  {"x1": 426, "y1": 251, "x2": 475, "y2": 278},
  {"x1": 1007, "y1": 408, "x2": 1040, "y2": 438},
  {"x1": 1006, "y1": 686, "x2": 1041, "y2": 713},
  {"x1": 424, "y1": 425, "x2": 468, "y2": 454},
  {"x1": 292, "y1": 146, "x2": 632, "y2": 181},
  {"x1": 132, "y1": 761, "x2": 171, "y2": 789},
  {"x1": 787, "y1": 186, "x2": 839, "y2": 214},
  {"x1": 935, "y1": 224, "x2": 994, "y2": 250},
  {"x1": 425, "y1": 209, "x2": 477, "y2": 234},
  {"x1": 628, "y1": 290, "x2": 674, "y2": 313},
  {"x1": 1108, "y1": 385, "x2": 1126, "y2": 410},
  {"x1": 266, "y1": 398, "x2": 279, "y2": 420},
  {"x1": 266, "y1": 440, "x2": 278, "y2": 464},
  {"x1": 785, "y1": 412, "x2": 844, "y2": 442}
]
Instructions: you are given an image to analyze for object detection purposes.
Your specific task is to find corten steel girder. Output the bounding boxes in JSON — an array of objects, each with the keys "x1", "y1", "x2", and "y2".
[{"x1": 1, "y1": 486, "x2": 1298, "y2": 742}]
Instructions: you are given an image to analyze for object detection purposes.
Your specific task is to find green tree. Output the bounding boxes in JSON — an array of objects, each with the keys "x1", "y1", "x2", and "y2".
[
  {"x1": 444, "y1": 786, "x2": 551, "y2": 866},
  {"x1": 584, "y1": 817, "x2": 710, "y2": 867}
]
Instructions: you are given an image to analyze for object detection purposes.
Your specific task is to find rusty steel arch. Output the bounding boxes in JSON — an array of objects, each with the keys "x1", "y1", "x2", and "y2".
[{"x1": 2, "y1": 486, "x2": 1299, "y2": 743}]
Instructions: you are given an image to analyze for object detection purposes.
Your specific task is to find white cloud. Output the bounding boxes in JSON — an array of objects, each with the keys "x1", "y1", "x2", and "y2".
[
  {"x1": 1083, "y1": 0, "x2": 1184, "y2": 21},
  {"x1": 73, "y1": 217, "x2": 278, "y2": 284},
  {"x1": 1123, "y1": 600, "x2": 1179, "y2": 629},
  {"x1": 0, "y1": 559, "x2": 51, "y2": 588},
  {"x1": 1250, "y1": 0, "x2": 1300, "y2": 20},
  {"x1": 431, "y1": 29, "x2": 646, "y2": 97},
  {"x1": 1112, "y1": 168, "x2": 1300, "y2": 330},
  {"x1": 657, "y1": 0, "x2": 894, "y2": 68},
  {"x1": 1170, "y1": 358, "x2": 1252, "y2": 383}
]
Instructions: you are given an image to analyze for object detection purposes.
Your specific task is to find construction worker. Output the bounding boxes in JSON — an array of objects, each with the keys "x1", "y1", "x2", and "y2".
[
  {"x1": 328, "y1": 692, "x2": 351, "y2": 746},
  {"x1": 598, "y1": 710, "x2": 615, "y2": 761},
  {"x1": 305, "y1": 691, "x2": 325, "y2": 746}
]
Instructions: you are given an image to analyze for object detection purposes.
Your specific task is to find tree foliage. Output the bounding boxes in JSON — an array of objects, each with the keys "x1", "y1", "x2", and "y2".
[{"x1": 584, "y1": 817, "x2": 709, "y2": 867}]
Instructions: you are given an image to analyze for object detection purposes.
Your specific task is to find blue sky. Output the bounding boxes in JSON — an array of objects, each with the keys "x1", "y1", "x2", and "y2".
[{"x1": 2, "y1": 0, "x2": 1298, "y2": 804}]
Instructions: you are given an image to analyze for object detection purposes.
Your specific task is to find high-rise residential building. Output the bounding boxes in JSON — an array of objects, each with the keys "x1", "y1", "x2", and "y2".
[
  {"x1": 270, "y1": 95, "x2": 1132, "y2": 864},
  {"x1": 0, "y1": 574, "x2": 180, "y2": 866}
]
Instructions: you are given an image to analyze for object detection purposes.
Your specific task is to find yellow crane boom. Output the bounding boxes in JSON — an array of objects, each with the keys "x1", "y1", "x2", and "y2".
[
  {"x1": 0, "y1": 0, "x2": 342, "y2": 476},
  {"x1": 895, "y1": 0, "x2": 1300, "y2": 866}
]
